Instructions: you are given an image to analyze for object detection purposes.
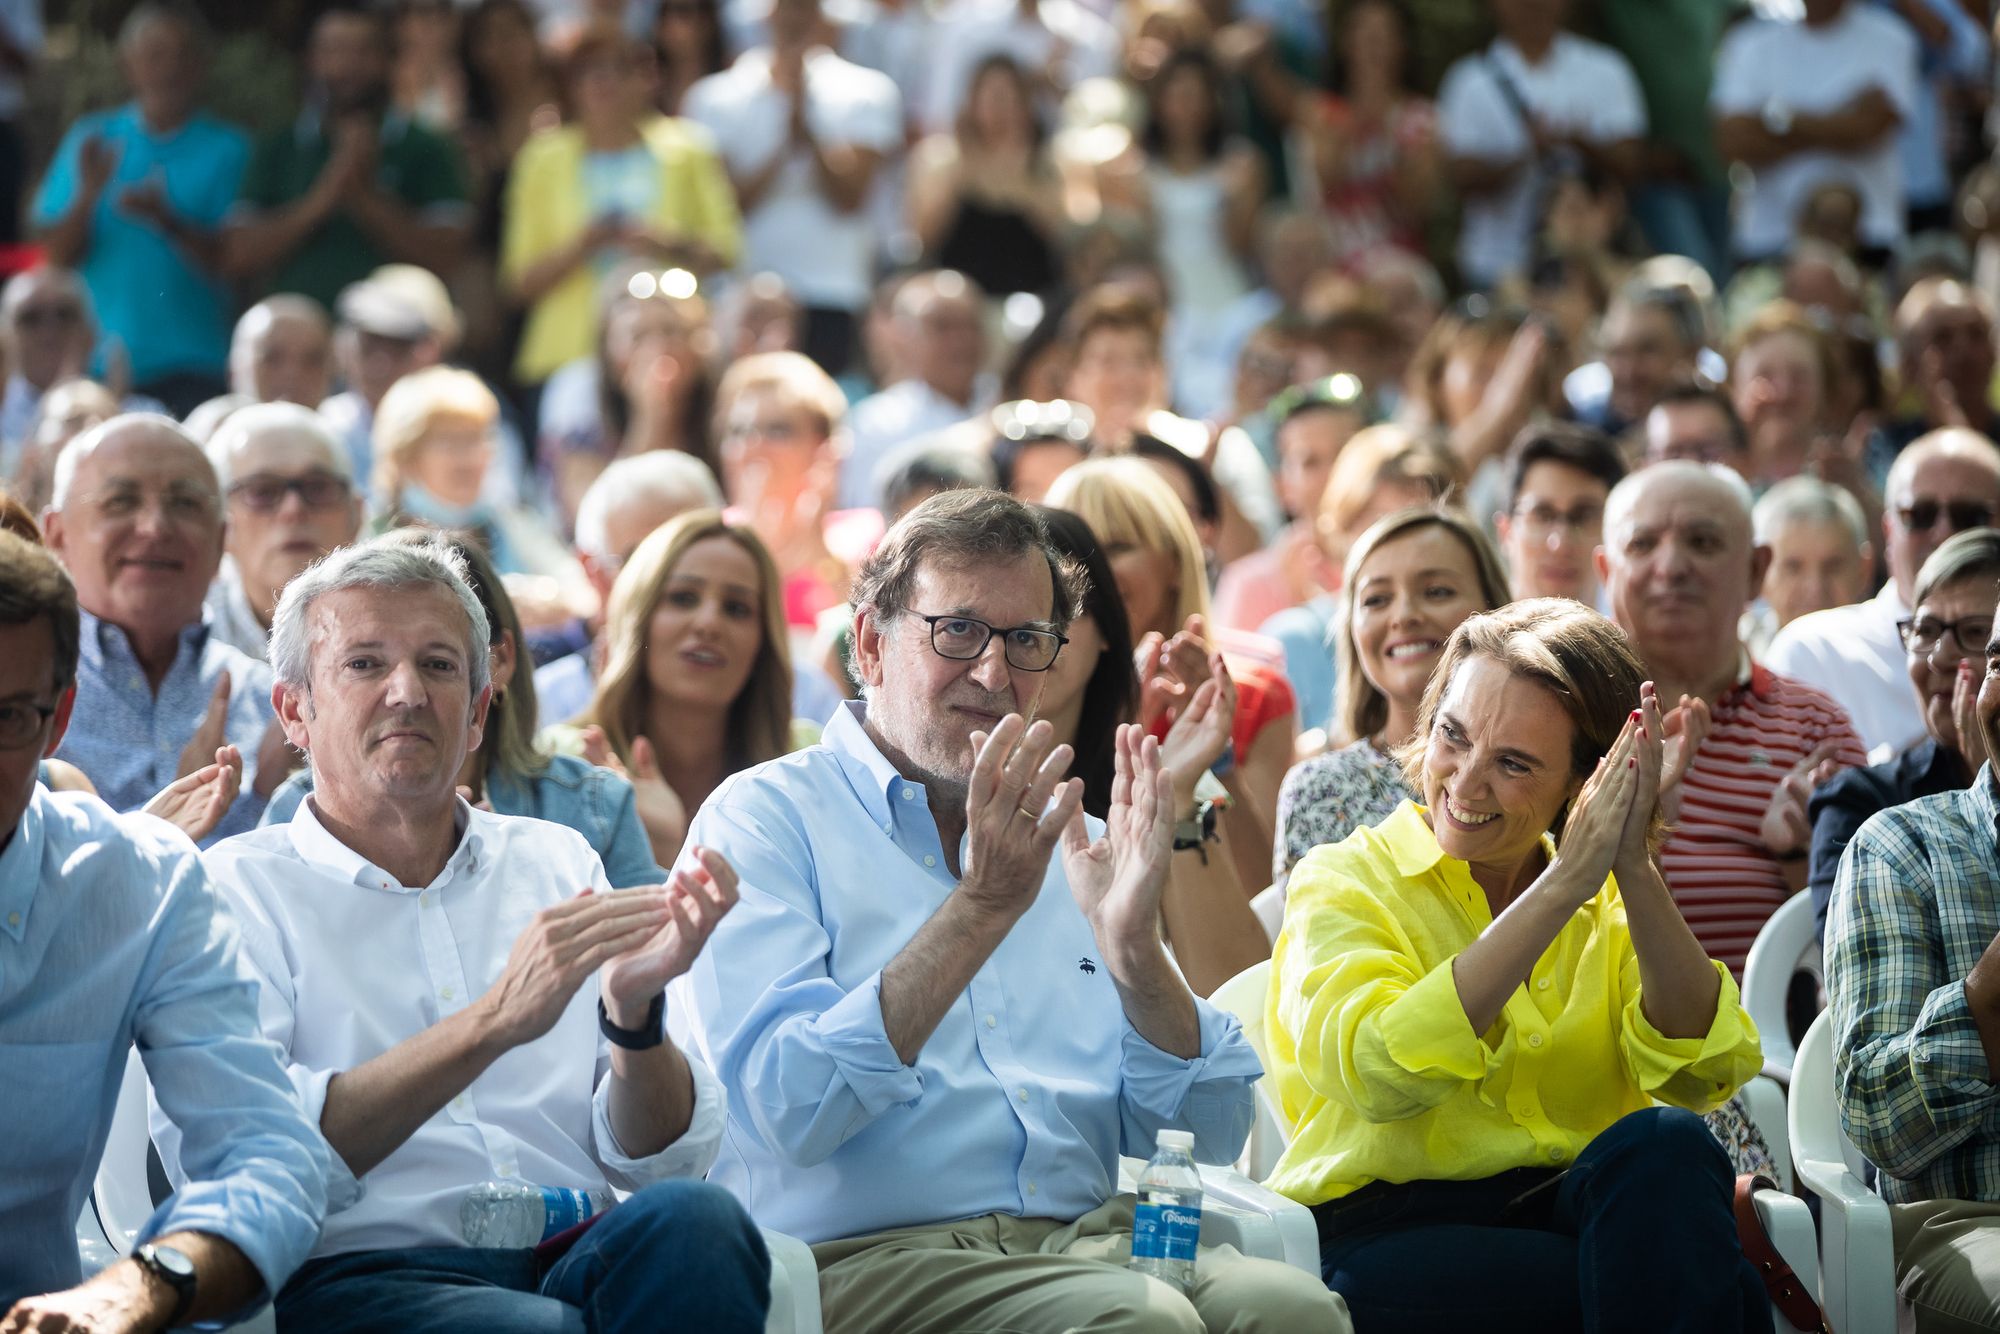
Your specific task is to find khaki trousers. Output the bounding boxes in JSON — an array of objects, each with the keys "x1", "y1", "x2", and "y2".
[
  {"x1": 810, "y1": 1193, "x2": 1350, "y2": 1334},
  {"x1": 1893, "y1": 1198, "x2": 2000, "y2": 1333}
]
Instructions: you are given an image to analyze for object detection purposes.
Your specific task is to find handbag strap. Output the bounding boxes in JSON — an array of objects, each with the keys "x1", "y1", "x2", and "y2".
[{"x1": 1734, "y1": 1173, "x2": 1831, "y2": 1334}]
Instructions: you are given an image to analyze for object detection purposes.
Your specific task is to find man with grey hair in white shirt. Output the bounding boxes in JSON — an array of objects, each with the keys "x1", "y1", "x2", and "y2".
[{"x1": 178, "y1": 533, "x2": 769, "y2": 1333}]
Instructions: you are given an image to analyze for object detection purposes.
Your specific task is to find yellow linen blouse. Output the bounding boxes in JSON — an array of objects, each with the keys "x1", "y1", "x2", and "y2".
[{"x1": 1265, "y1": 801, "x2": 1761, "y2": 1206}]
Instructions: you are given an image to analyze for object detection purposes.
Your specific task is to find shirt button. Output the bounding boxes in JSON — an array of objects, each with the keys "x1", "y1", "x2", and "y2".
[
  {"x1": 923, "y1": 855, "x2": 936, "y2": 868},
  {"x1": 1528, "y1": 1033, "x2": 1545, "y2": 1049},
  {"x1": 1917, "y1": 1044, "x2": 1932, "y2": 1064},
  {"x1": 1017, "y1": 1088, "x2": 1029, "y2": 1103},
  {"x1": 440, "y1": 987, "x2": 454, "y2": 1001},
  {"x1": 1536, "y1": 978, "x2": 1551, "y2": 991},
  {"x1": 1027, "y1": 1182, "x2": 1038, "y2": 1196},
  {"x1": 881, "y1": 823, "x2": 892, "y2": 835},
  {"x1": 1548, "y1": 1146, "x2": 1565, "y2": 1161},
  {"x1": 1521, "y1": 1105, "x2": 1537, "y2": 1118},
  {"x1": 901, "y1": 787, "x2": 915, "y2": 801},
  {"x1": 985, "y1": 1014, "x2": 997, "y2": 1029},
  {"x1": 5, "y1": 912, "x2": 18, "y2": 928}
]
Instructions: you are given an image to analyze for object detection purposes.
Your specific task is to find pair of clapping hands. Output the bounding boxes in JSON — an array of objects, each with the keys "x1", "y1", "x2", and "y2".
[{"x1": 1555, "y1": 684, "x2": 1707, "y2": 894}]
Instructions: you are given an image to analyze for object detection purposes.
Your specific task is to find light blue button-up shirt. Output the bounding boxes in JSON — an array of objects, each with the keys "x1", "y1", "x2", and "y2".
[
  {"x1": 671, "y1": 701, "x2": 1262, "y2": 1243},
  {"x1": 54, "y1": 609, "x2": 276, "y2": 843},
  {"x1": 0, "y1": 786, "x2": 328, "y2": 1308}
]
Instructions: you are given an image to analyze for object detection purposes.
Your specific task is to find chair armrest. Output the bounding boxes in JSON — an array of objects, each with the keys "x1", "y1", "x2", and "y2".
[
  {"x1": 1793, "y1": 1152, "x2": 1897, "y2": 1334},
  {"x1": 1751, "y1": 1189, "x2": 1820, "y2": 1299},
  {"x1": 1195, "y1": 1164, "x2": 1320, "y2": 1277},
  {"x1": 1738, "y1": 1075, "x2": 1794, "y2": 1194},
  {"x1": 760, "y1": 1227, "x2": 824, "y2": 1334}
]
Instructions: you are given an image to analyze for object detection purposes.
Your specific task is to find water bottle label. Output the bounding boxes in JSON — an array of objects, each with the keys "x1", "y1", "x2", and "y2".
[
  {"x1": 539, "y1": 1186, "x2": 587, "y2": 1241},
  {"x1": 1131, "y1": 1200, "x2": 1201, "y2": 1263}
]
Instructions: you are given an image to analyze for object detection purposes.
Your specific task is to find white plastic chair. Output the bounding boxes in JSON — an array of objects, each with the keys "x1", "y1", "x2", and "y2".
[
  {"x1": 1742, "y1": 891, "x2": 1820, "y2": 1082},
  {"x1": 90, "y1": 1048, "x2": 823, "y2": 1334},
  {"x1": 1209, "y1": 960, "x2": 1294, "y2": 1181},
  {"x1": 1789, "y1": 1011, "x2": 1898, "y2": 1334},
  {"x1": 1249, "y1": 884, "x2": 1285, "y2": 947},
  {"x1": 1114, "y1": 1157, "x2": 1319, "y2": 1277}
]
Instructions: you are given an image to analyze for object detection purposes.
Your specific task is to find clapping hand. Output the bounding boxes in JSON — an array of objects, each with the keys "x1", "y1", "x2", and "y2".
[
  {"x1": 143, "y1": 745, "x2": 242, "y2": 843},
  {"x1": 958, "y1": 715, "x2": 1083, "y2": 920},
  {"x1": 79, "y1": 134, "x2": 121, "y2": 200},
  {"x1": 1158, "y1": 650, "x2": 1235, "y2": 809},
  {"x1": 1135, "y1": 614, "x2": 1215, "y2": 730},
  {"x1": 600, "y1": 846, "x2": 740, "y2": 1025},
  {"x1": 1553, "y1": 711, "x2": 1641, "y2": 906},
  {"x1": 1657, "y1": 690, "x2": 1710, "y2": 823},
  {"x1": 1616, "y1": 684, "x2": 1671, "y2": 877},
  {"x1": 1955, "y1": 659, "x2": 1991, "y2": 775},
  {"x1": 1759, "y1": 738, "x2": 1846, "y2": 857},
  {"x1": 176, "y1": 673, "x2": 233, "y2": 781},
  {"x1": 580, "y1": 726, "x2": 689, "y2": 867},
  {"x1": 479, "y1": 887, "x2": 674, "y2": 1047},
  {"x1": 1060, "y1": 725, "x2": 1176, "y2": 954}
]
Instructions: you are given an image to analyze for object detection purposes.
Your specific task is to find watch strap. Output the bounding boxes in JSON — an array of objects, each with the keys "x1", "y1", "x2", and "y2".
[
  {"x1": 598, "y1": 993, "x2": 666, "y2": 1050},
  {"x1": 134, "y1": 1243, "x2": 197, "y2": 1327}
]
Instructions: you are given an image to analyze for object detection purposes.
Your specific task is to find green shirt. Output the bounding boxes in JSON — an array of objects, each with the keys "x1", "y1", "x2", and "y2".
[
  {"x1": 1597, "y1": 0, "x2": 1745, "y2": 187},
  {"x1": 236, "y1": 109, "x2": 470, "y2": 308}
]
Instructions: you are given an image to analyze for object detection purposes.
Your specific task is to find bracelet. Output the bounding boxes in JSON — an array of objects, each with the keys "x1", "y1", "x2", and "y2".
[{"x1": 598, "y1": 993, "x2": 666, "y2": 1050}]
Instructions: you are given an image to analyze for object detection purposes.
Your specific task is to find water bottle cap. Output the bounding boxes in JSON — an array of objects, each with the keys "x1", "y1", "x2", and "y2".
[{"x1": 1157, "y1": 1130, "x2": 1195, "y2": 1151}]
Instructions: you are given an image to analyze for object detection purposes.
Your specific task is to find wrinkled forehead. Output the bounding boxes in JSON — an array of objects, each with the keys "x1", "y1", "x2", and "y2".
[
  {"x1": 75, "y1": 424, "x2": 218, "y2": 494},
  {"x1": 908, "y1": 551, "x2": 1056, "y2": 626},
  {"x1": 231, "y1": 428, "x2": 345, "y2": 477},
  {"x1": 307, "y1": 582, "x2": 475, "y2": 657},
  {"x1": 1610, "y1": 474, "x2": 1750, "y2": 547}
]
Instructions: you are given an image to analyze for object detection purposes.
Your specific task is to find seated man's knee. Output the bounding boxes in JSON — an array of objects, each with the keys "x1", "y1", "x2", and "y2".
[
  {"x1": 604, "y1": 1180, "x2": 768, "y2": 1272},
  {"x1": 1045, "y1": 1268, "x2": 1207, "y2": 1334},
  {"x1": 1195, "y1": 1252, "x2": 1352, "y2": 1334}
]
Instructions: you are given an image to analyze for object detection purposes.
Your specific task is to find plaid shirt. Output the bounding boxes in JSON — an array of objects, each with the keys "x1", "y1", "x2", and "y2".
[{"x1": 1825, "y1": 769, "x2": 2000, "y2": 1202}]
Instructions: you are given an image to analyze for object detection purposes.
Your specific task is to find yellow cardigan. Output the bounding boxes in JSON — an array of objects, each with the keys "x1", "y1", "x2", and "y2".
[
  {"x1": 1265, "y1": 801, "x2": 1762, "y2": 1207},
  {"x1": 503, "y1": 117, "x2": 742, "y2": 383}
]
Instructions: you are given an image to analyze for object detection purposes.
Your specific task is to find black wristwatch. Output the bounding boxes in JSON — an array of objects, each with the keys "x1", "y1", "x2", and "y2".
[
  {"x1": 598, "y1": 993, "x2": 666, "y2": 1050},
  {"x1": 133, "y1": 1242, "x2": 197, "y2": 1327},
  {"x1": 1173, "y1": 797, "x2": 1221, "y2": 861}
]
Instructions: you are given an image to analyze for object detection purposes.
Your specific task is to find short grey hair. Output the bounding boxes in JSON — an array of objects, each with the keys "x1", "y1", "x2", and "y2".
[
  {"x1": 229, "y1": 294, "x2": 330, "y2": 393},
  {"x1": 852, "y1": 488, "x2": 1083, "y2": 631},
  {"x1": 51, "y1": 412, "x2": 215, "y2": 511},
  {"x1": 1753, "y1": 475, "x2": 1868, "y2": 550},
  {"x1": 269, "y1": 534, "x2": 491, "y2": 700},
  {"x1": 574, "y1": 451, "x2": 723, "y2": 560},
  {"x1": 1, "y1": 266, "x2": 93, "y2": 338},
  {"x1": 206, "y1": 402, "x2": 350, "y2": 490},
  {"x1": 1913, "y1": 527, "x2": 2000, "y2": 610}
]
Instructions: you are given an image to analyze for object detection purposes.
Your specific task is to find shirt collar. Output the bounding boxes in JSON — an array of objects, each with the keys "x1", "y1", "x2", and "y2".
[
  {"x1": 823, "y1": 700, "x2": 919, "y2": 827},
  {"x1": 287, "y1": 788, "x2": 481, "y2": 893},
  {"x1": 76, "y1": 607, "x2": 211, "y2": 673},
  {"x1": 0, "y1": 784, "x2": 46, "y2": 941},
  {"x1": 1876, "y1": 580, "x2": 1911, "y2": 618},
  {"x1": 1381, "y1": 797, "x2": 1560, "y2": 880}
]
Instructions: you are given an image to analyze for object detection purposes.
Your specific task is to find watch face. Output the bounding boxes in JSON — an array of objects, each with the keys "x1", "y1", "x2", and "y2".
[{"x1": 147, "y1": 1244, "x2": 197, "y2": 1282}]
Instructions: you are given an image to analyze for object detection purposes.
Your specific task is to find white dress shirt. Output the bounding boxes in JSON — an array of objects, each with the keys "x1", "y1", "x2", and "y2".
[
  {"x1": 840, "y1": 376, "x2": 990, "y2": 511},
  {"x1": 1436, "y1": 34, "x2": 1647, "y2": 288},
  {"x1": 182, "y1": 796, "x2": 725, "y2": 1258},
  {"x1": 683, "y1": 49, "x2": 903, "y2": 311},
  {"x1": 1763, "y1": 581, "x2": 1921, "y2": 764}
]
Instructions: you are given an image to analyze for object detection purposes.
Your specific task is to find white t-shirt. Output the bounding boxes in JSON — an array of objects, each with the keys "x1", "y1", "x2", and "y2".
[
  {"x1": 1762, "y1": 581, "x2": 1921, "y2": 764},
  {"x1": 922, "y1": 0, "x2": 1120, "y2": 134},
  {"x1": 1710, "y1": 7, "x2": 1920, "y2": 258},
  {"x1": 684, "y1": 48, "x2": 903, "y2": 311},
  {"x1": 1437, "y1": 34, "x2": 1646, "y2": 290}
]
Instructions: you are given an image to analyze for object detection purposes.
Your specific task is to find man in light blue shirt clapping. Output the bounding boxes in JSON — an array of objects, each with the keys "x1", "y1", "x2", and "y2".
[
  {"x1": 673, "y1": 489, "x2": 1345, "y2": 1333},
  {"x1": 0, "y1": 529, "x2": 328, "y2": 1331}
]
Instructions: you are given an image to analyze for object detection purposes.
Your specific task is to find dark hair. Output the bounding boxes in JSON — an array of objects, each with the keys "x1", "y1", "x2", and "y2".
[
  {"x1": 1035, "y1": 506, "x2": 1137, "y2": 817},
  {"x1": 460, "y1": 0, "x2": 549, "y2": 129},
  {"x1": 0, "y1": 528, "x2": 79, "y2": 693},
  {"x1": 1323, "y1": 0, "x2": 1417, "y2": 96},
  {"x1": 1141, "y1": 47, "x2": 1228, "y2": 161},
  {"x1": 1653, "y1": 378, "x2": 1747, "y2": 453},
  {"x1": 1063, "y1": 284, "x2": 1166, "y2": 360},
  {"x1": 1503, "y1": 422, "x2": 1627, "y2": 510},
  {"x1": 877, "y1": 439, "x2": 998, "y2": 517},
  {"x1": 653, "y1": 0, "x2": 727, "y2": 80},
  {"x1": 854, "y1": 489, "x2": 1085, "y2": 631},
  {"x1": 0, "y1": 487, "x2": 39, "y2": 542},
  {"x1": 1128, "y1": 434, "x2": 1222, "y2": 527},
  {"x1": 957, "y1": 52, "x2": 1048, "y2": 156},
  {"x1": 594, "y1": 265, "x2": 717, "y2": 472}
]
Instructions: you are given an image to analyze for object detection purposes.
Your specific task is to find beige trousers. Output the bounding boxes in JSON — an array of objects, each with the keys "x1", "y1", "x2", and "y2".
[
  {"x1": 810, "y1": 1193, "x2": 1351, "y2": 1334},
  {"x1": 1893, "y1": 1198, "x2": 2000, "y2": 1333}
]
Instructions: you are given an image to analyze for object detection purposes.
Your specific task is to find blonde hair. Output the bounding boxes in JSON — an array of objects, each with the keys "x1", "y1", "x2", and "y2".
[
  {"x1": 1044, "y1": 455, "x2": 1208, "y2": 633},
  {"x1": 372, "y1": 366, "x2": 498, "y2": 503},
  {"x1": 1316, "y1": 424, "x2": 1464, "y2": 566},
  {"x1": 580, "y1": 508, "x2": 793, "y2": 772},
  {"x1": 713, "y1": 350, "x2": 849, "y2": 441},
  {"x1": 1332, "y1": 506, "x2": 1512, "y2": 746}
]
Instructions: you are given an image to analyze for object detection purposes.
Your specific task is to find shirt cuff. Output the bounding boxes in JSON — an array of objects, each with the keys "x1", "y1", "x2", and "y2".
[
  {"x1": 1910, "y1": 980, "x2": 2000, "y2": 1107},
  {"x1": 814, "y1": 971, "x2": 926, "y2": 1117},
  {"x1": 142, "y1": 1177, "x2": 317, "y2": 1321},
  {"x1": 591, "y1": 1049, "x2": 727, "y2": 1189},
  {"x1": 1622, "y1": 963, "x2": 1760, "y2": 1104},
  {"x1": 288, "y1": 1063, "x2": 363, "y2": 1212},
  {"x1": 1379, "y1": 957, "x2": 1501, "y2": 1084},
  {"x1": 1119, "y1": 1002, "x2": 1263, "y2": 1118}
]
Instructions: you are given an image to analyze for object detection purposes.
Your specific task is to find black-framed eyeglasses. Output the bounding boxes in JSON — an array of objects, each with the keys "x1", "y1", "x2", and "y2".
[
  {"x1": 1899, "y1": 615, "x2": 1995, "y2": 656},
  {"x1": 1510, "y1": 503, "x2": 1604, "y2": 537},
  {"x1": 228, "y1": 472, "x2": 353, "y2": 514},
  {"x1": 1270, "y1": 373, "x2": 1372, "y2": 428},
  {"x1": 1897, "y1": 500, "x2": 1996, "y2": 534},
  {"x1": 915, "y1": 612, "x2": 1068, "y2": 672},
  {"x1": 0, "y1": 699, "x2": 56, "y2": 750}
]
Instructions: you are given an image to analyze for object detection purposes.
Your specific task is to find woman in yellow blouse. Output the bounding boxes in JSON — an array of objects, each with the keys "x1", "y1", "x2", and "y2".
[
  {"x1": 503, "y1": 25, "x2": 741, "y2": 385},
  {"x1": 1268, "y1": 599, "x2": 1768, "y2": 1332}
]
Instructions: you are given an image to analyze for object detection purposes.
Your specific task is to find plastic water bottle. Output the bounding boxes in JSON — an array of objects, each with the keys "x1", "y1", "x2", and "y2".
[
  {"x1": 460, "y1": 1182, "x2": 616, "y2": 1248},
  {"x1": 1129, "y1": 1129, "x2": 1202, "y2": 1293}
]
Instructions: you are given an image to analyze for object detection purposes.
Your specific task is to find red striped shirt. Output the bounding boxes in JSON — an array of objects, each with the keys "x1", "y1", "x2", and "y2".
[{"x1": 1659, "y1": 661, "x2": 1867, "y2": 978}]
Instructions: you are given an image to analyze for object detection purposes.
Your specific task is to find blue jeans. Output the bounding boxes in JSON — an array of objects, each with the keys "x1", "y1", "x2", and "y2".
[
  {"x1": 276, "y1": 1179, "x2": 771, "y2": 1334},
  {"x1": 1314, "y1": 1107, "x2": 1773, "y2": 1334}
]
